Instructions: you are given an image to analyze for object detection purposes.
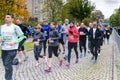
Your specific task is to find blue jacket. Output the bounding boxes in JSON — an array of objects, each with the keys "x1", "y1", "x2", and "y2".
[
  {"x1": 57, "y1": 25, "x2": 63, "y2": 39},
  {"x1": 43, "y1": 25, "x2": 50, "y2": 39}
]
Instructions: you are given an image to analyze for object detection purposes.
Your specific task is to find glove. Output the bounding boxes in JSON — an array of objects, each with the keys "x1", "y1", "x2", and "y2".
[{"x1": 69, "y1": 31, "x2": 73, "y2": 34}]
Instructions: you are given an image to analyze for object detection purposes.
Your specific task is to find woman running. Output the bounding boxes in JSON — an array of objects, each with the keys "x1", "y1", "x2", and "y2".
[
  {"x1": 66, "y1": 21, "x2": 79, "y2": 68},
  {"x1": 33, "y1": 24, "x2": 45, "y2": 66},
  {"x1": 45, "y1": 22, "x2": 62, "y2": 72}
]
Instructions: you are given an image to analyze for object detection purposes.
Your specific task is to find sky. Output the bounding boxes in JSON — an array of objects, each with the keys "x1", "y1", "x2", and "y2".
[{"x1": 90, "y1": 0, "x2": 120, "y2": 18}]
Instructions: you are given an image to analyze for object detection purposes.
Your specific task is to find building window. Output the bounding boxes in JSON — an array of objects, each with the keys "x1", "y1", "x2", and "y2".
[
  {"x1": 34, "y1": 7, "x2": 38, "y2": 14},
  {"x1": 34, "y1": 0, "x2": 38, "y2": 3}
]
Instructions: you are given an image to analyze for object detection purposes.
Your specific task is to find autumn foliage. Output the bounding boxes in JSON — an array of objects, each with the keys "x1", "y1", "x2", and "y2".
[{"x1": 0, "y1": 0, "x2": 29, "y2": 23}]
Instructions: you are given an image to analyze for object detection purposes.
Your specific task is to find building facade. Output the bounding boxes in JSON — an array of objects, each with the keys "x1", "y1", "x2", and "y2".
[{"x1": 25, "y1": 0, "x2": 47, "y2": 22}]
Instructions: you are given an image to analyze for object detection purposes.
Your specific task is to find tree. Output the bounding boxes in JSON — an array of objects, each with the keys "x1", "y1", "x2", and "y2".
[
  {"x1": 63, "y1": 0, "x2": 95, "y2": 22},
  {"x1": 0, "y1": 0, "x2": 29, "y2": 23},
  {"x1": 14, "y1": 0, "x2": 29, "y2": 22},
  {"x1": 0, "y1": 0, "x2": 15, "y2": 23},
  {"x1": 42, "y1": 0, "x2": 63, "y2": 22},
  {"x1": 91, "y1": 10, "x2": 104, "y2": 24},
  {"x1": 110, "y1": 7, "x2": 120, "y2": 27},
  {"x1": 82, "y1": 18, "x2": 93, "y2": 26}
]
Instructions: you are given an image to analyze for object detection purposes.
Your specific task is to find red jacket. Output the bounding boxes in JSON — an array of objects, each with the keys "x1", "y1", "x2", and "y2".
[{"x1": 68, "y1": 26, "x2": 79, "y2": 43}]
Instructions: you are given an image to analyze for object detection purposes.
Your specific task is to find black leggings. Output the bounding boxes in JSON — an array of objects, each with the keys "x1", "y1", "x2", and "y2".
[
  {"x1": 34, "y1": 45, "x2": 42, "y2": 60},
  {"x1": 48, "y1": 46, "x2": 59, "y2": 58},
  {"x1": 68, "y1": 42, "x2": 78, "y2": 63},
  {"x1": 79, "y1": 39, "x2": 86, "y2": 53},
  {"x1": 91, "y1": 43, "x2": 98, "y2": 60},
  {"x1": 43, "y1": 39, "x2": 47, "y2": 55}
]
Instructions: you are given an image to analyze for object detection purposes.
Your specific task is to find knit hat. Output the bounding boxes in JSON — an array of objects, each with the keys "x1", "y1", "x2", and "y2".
[
  {"x1": 93, "y1": 21, "x2": 97, "y2": 25},
  {"x1": 65, "y1": 19, "x2": 69, "y2": 22}
]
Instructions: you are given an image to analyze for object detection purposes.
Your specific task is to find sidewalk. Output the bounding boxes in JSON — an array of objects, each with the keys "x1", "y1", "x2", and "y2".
[{"x1": 0, "y1": 34, "x2": 117, "y2": 80}]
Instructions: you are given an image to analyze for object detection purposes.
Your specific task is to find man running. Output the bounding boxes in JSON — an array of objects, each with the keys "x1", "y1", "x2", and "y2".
[
  {"x1": 62, "y1": 19, "x2": 70, "y2": 60},
  {"x1": 88, "y1": 22, "x2": 101, "y2": 64},
  {"x1": 0, "y1": 13, "x2": 24, "y2": 80},
  {"x1": 78, "y1": 23, "x2": 88, "y2": 58},
  {"x1": 16, "y1": 19, "x2": 30, "y2": 63},
  {"x1": 43, "y1": 21, "x2": 50, "y2": 56}
]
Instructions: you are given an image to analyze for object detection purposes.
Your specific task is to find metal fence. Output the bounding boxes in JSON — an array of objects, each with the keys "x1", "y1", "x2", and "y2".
[{"x1": 114, "y1": 29, "x2": 120, "y2": 52}]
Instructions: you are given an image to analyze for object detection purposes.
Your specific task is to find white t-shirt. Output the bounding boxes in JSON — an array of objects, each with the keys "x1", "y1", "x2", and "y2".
[
  {"x1": 0, "y1": 23, "x2": 23, "y2": 50},
  {"x1": 87, "y1": 27, "x2": 90, "y2": 31},
  {"x1": 93, "y1": 28, "x2": 97, "y2": 35}
]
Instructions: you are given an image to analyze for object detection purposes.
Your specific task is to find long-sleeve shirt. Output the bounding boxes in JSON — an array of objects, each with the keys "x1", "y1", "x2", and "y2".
[
  {"x1": 48, "y1": 28, "x2": 59, "y2": 46},
  {"x1": 78, "y1": 27, "x2": 88, "y2": 40},
  {"x1": 62, "y1": 24, "x2": 70, "y2": 43},
  {"x1": 68, "y1": 26, "x2": 79, "y2": 43},
  {"x1": 33, "y1": 32, "x2": 45, "y2": 45},
  {"x1": 43, "y1": 25, "x2": 50, "y2": 39},
  {"x1": 57, "y1": 25, "x2": 64, "y2": 39},
  {"x1": 18, "y1": 24, "x2": 30, "y2": 37}
]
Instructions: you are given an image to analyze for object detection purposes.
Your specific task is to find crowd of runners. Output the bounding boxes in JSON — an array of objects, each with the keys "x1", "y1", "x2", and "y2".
[
  {"x1": 0, "y1": 14, "x2": 112, "y2": 80},
  {"x1": 16, "y1": 18, "x2": 113, "y2": 72}
]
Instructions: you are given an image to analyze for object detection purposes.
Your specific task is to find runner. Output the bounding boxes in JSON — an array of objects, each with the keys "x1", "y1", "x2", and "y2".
[
  {"x1": 62, "y1": 19, "x2": 70, "y2": 60},
  {"x1": 78, "y1": 23, "x2": 88, "y2": 58},
  {"x1": 88, "y1": 22, "x2": 101, "y2": 64},
  {"x1": 98, "y1": 25, "x2": 105, "y2": 55},
  {"x1": 56, "y1": 21, "x2": 65, "y2": 54},
  {"x1": 66, "y1": 21, "x2": 79, "y2": 68},
  {"x1": 16, "y1": 19, "x2": 30, "y2": 63},
  {"x1": 87, "y1": 22, "x2": 93, "y2": 53},
  {"x1": 105, "y1": 27, "x2": 111, "y2": 44},
  {"x1": 43, "y1": 21, "x2": 50, "y2": 56},
  {"x1": 45, "y1": 22, "x2": 62, "y2": 72},
  {"x1": 0, "y1": 13, "x2": 24, "y2": 80},
  {"x1": 33, "y1": 24, "x2": 45, "y2": 67}
]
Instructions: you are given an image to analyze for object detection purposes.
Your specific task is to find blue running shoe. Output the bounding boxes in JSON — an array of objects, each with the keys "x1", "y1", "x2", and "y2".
[
  {"x1": 80, "y1": 54, "x2": 82, "y2": 58},
  {"x1": 94, "y1": 60, "x2": 97, "y2": 64},
  {"x1": 84, "y1": 53, "x2": 86, "y2": 57}
]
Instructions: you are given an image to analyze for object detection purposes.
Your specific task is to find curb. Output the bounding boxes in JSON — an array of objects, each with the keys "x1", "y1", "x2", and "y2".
[{"x1": 113, "y1": 43, "x2": 118, "y2": 80}]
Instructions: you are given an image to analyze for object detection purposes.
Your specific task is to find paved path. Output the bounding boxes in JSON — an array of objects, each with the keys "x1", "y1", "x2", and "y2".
[{"x1": 0, "y1": 34, "x2": 117, "y2": 80}]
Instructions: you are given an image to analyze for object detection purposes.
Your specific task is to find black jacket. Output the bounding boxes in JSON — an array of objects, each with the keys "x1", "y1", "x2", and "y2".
[
  {"x1": 78, "y1": 27, "x2": 88, "y2": 40},
  {"x1": 88, "y1": 28, "x2": 102, "y2": 45},
  {"x1": 18, "y1": 24, "x2": 30, "y2": 37}
]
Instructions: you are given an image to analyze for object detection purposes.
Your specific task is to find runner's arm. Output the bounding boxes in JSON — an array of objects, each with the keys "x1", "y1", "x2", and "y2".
[{"x1": 15, "y1": 35, "x2": 24, "y2": 44}]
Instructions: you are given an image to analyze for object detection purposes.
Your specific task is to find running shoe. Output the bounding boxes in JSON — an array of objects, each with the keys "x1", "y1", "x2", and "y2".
[
  {"x1": 80, "y1": 54, "x2": 82, "y2": 58},
  {"x1": 59, "y1": 60, "x2": 63, "y2": 66},
  {"x1": 45, "y1": 67, "x2": 51, "y2": 72},
  {"x1": 75, "y1": 58, "x2": 79, "y2": 63},
  {"x1": 94, "y1": 60, "x2": 97, "y2": 64},
  {"x1": 66, "y1": 62, "x2": 70, "y2": 68},
  {"x1": 84, "y1": 53, "x2": 86, "y2": 57}
]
